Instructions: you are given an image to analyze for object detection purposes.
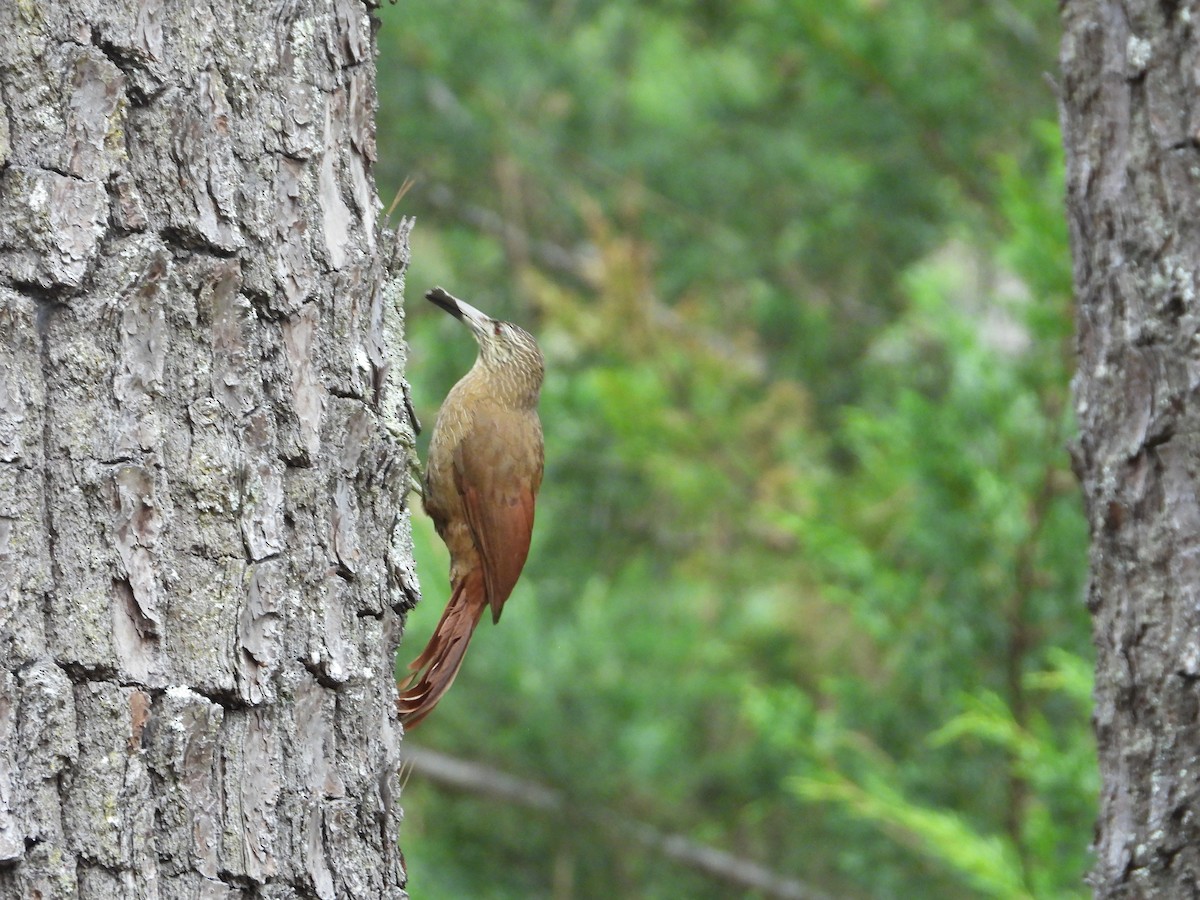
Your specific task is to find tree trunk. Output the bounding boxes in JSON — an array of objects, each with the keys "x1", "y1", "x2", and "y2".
[
  {"x1": 0, "y1": 1, "x2": 417, "y2": 897},
  {"x1": 1061, "y1": 3, "x2": 1200, "y2": 895}
]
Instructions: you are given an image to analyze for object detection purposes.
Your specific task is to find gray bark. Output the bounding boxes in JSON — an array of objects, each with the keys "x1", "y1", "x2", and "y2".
[
  {"x1": 0, "y1": 1, "x2": 417, "y2": 897},
  {"x1": 1061, "y1": 2, "x2": 1200, "y2": 895}
]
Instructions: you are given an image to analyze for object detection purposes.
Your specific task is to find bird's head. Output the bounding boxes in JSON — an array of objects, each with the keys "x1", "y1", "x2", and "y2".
[{"x1": 426, "y1": 287, "x2": 544, "y2": 405}]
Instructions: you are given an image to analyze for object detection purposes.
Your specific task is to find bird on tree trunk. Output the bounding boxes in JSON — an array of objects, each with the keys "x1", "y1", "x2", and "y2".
[{"x1": 397, "y1": 287, "x2": 545, "y2": 728}]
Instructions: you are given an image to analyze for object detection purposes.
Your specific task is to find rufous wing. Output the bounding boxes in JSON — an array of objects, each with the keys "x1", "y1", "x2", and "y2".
[{"x1": 452, "y1": 405, "x2": 542, "y2": 623}]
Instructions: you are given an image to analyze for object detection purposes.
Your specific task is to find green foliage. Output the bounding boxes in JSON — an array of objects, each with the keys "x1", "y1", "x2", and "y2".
[
  {"x1": 377, "y1": 2, "x2": 1091, "y2": 898},
  {"x1": 791, "y1": 769, "x2": 1034, "y2": 900}
]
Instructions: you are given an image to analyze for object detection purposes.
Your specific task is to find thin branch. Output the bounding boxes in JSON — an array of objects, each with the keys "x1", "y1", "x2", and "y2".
[{"x1": 403, "y1": 745, "x2": 835, "y2": 900}]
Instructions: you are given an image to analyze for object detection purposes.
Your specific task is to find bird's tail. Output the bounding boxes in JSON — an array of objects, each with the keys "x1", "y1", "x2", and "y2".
[{"x1": 396, "y1": 569, "x2": 487, "y2": 728}]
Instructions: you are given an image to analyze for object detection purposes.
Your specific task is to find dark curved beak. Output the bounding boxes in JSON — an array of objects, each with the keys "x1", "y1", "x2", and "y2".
[
  {"x1": 426, "y1": 287, "x2": 491, "y2": 338},
  {"x1": 426, "y1": 287, "x2": 462, "y2": 318}
]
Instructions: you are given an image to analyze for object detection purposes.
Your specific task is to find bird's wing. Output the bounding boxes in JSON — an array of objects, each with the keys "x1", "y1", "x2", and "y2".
[{"x1": 452, "y1": 406, "x2": 542, "y2": 624}]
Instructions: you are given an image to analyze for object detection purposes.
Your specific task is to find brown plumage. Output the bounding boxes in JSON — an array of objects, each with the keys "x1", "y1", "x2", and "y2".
[{"x1": 397, "y1": 287, "x2": 544, "y2": 728}]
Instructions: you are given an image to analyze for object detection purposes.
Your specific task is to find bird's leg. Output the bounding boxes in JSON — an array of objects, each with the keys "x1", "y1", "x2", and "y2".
[{"x1": 408, "y1": 458, "x2": 425, "y2": 501}]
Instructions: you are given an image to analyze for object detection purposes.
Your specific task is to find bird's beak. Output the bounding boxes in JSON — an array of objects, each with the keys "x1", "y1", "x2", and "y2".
[{"x1": 426, "y1": 287, "x2": 492, "y2": 339}]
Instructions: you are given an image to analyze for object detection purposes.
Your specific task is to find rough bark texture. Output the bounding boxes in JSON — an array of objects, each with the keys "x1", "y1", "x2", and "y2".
[
  {"x1": 1061, "y1": 2, "x2": 1200, "y2": 895},
  {"x1": 0, "y1": 1, "x2": 418, "y2": 897}
]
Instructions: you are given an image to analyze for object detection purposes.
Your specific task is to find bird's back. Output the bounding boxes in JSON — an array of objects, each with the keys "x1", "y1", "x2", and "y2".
[{"x1": 423, "y1": 368, "x2": 543, "y2": 618}]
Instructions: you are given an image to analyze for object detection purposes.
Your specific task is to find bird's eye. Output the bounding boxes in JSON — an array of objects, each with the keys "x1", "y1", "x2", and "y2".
[{"x1": 493, "y1": 323, "x2": 502, "y2": 336}]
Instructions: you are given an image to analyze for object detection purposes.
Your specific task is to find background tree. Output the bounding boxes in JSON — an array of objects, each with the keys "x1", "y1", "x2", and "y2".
[
  {"x1": 380, "y1": 2, "x2": 1092, "y2": 898},
  {"x1": 0, "y1": 1, "x2": 412, "y2": 896},
  {"x1": 1061, "y1": 2, "x2": 1200, "y2": 895}
]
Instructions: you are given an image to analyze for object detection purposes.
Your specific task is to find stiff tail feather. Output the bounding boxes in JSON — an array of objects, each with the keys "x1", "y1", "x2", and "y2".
[{"x1": 397, "y1": 569, "x2": 487, "y2": 728}]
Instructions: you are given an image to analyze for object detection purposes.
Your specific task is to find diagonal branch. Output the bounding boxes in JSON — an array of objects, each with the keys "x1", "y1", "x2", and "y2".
[{"x1": 403, "y1": 745, "x2": 835, "y2": 900}]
